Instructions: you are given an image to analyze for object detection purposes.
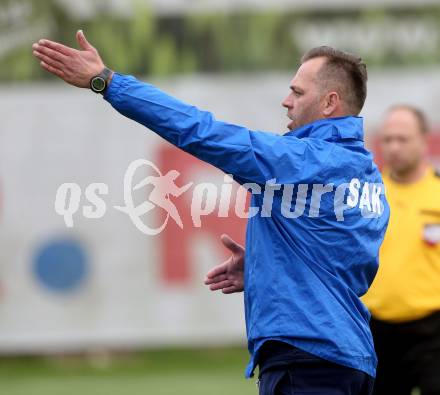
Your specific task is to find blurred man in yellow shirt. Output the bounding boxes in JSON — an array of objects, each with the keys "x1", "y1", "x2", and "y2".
[{"x1": 363, "y1": 105, "x2": 440, "y2": 395}]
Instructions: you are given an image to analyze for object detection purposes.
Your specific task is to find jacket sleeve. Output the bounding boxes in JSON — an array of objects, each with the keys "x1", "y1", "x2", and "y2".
[{"x1": 104, "y1": 73, "x2": 324, "y2": 185}]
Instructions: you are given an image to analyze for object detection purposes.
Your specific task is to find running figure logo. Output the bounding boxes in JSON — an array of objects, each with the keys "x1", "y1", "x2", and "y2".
[{"x1": 115, "y1": 159, "x2": 193, "y2": 235}]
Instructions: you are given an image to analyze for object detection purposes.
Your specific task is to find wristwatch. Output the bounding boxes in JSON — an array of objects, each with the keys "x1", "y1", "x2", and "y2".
[{"x1": 90, "y1": 67, "x2": 113, "y2": 94}]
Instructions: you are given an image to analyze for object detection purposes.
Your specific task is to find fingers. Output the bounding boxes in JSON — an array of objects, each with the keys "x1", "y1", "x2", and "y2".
[
  {"x1": 40, "y1": 61, "x2": 65, "y2": 79},
  {"x1": 208, "y1": 279, "x2": 233, "y2": 291},
  {"x1": 204, "y1": 273, "x2": 227, "y2": 285},
  {"x1": 32, "y1": 43, "x2": 67, "y2": 79},
  {"x1": 204, "y1": 260, "x2": 229, "y2": 282},
  {"x1": 222, "y1": 285, "x2": 240, "y2": 294},
  {"x1": 33, "y1": 49, "x2": 65, "y2": 71},
  {"x1": 32, "y1": 43, "x2": 68, "y2": 65},
  {"x1": 76, "y1": 29, "x2": 95, "y2": 51},
  {"x1": 37, "y1": 39, "x2": 75, "y2": 57},
  {"x1": 220, "y1": 234, "x2": 244, "y2": 254}
]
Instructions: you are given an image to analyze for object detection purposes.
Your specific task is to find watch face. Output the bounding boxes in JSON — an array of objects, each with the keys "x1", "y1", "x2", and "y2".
[{"x1": 91, "y1": 76, "x2": 106, "y2": 92}]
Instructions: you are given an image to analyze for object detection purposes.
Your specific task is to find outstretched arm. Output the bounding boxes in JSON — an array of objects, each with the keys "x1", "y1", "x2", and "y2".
[{"x1": 32, "y1": 31, "x2": 321, "y2": 185}]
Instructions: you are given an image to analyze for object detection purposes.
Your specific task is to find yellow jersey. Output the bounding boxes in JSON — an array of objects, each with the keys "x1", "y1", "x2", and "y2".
[{"x1": 363, "y1": 166, "x2": 440, "y2": 322}]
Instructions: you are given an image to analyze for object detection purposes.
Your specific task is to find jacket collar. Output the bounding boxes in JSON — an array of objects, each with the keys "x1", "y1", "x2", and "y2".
[{"x1": 284, "y1": 116, "x2": 364, "y2": 142}]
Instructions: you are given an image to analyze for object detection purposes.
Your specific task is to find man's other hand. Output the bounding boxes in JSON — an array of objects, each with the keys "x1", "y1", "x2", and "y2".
[
  {"x1": 204, "y1": 234, "x2": 245, "y2": 294},
  {"x1": 32, "y1": 30, "x2": 106, "y2": 88}
]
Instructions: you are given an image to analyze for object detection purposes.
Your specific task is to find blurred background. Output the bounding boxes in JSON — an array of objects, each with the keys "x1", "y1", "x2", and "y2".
[{"x1": 0, "y1": 0, "x2": 440, "y2": 394}]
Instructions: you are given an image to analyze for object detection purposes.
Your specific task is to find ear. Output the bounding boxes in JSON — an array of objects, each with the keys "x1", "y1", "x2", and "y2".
[
  {"x1": 420, "y1": 132, "x2": 429, "y2": 154},
  {"x1": 322, "y1": 91, "x2": 340, "y2": 117}
]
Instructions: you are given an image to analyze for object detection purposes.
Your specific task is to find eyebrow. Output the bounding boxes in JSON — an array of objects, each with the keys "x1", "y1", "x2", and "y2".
[{"x1": 290, "y1": 85, "x2": 304, "y2": 93}]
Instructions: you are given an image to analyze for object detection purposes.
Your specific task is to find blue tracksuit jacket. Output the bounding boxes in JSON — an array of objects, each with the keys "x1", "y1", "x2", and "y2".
[{"x1": 104, "y1": 73, "x2": 390, "y2": 378}]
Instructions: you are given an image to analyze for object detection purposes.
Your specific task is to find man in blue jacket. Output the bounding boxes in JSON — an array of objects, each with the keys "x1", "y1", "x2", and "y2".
[{"x1": 32, "y1": 31, "x2": 389, "y2": 395}]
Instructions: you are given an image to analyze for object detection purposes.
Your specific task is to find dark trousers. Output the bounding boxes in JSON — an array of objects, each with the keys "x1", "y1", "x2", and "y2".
[
  {"x1": 370, "y1": 311, "x2": 440, "y2": 395},
  {"x1": 257, "y1": 341, "x2": 374, "y2": 395}
]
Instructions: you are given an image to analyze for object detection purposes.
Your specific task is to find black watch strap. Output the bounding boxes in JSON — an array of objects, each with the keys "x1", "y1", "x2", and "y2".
[
  {"x1": 90, "y1": 67, "x2": 113, "y2": 94},
  {"x1": 100, "y1": 67, "x2": 113, "y2": 82}
]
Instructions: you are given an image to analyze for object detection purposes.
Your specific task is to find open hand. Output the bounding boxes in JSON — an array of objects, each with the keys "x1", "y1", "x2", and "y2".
[
  {"x1": 204, "y1": 234, "x2": 245, "y2": 294},
  {"x1": 32, "y1": 30, "x2": 106, "y2": 88}
]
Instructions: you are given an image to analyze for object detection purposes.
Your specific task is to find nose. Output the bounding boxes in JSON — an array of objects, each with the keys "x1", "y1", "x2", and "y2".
[{"x1": 282, "y1": 93, "x2": 292, "y2": 109}]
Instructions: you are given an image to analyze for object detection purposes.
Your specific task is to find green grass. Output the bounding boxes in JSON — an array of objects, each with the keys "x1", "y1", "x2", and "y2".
[{"x1": 0, "y1": 347, "x2": 257, "y2": 395}]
